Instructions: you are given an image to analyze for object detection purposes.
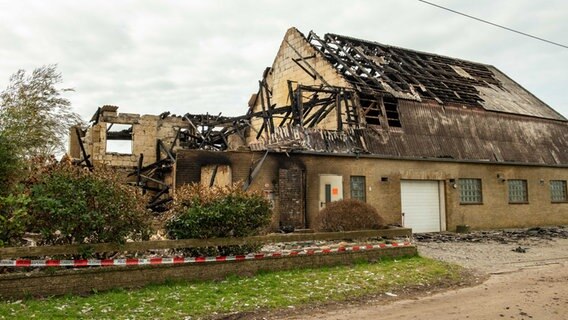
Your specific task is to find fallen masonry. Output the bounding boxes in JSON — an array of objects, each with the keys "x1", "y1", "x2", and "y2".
[{"x1": 414, "y1": 226, "x2": 568, "y2": 244}]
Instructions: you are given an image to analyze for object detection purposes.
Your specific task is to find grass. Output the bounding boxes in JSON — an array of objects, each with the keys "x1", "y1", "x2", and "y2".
[{"x1": 0, "y1": 256, "x2": 463, "y2": 319}]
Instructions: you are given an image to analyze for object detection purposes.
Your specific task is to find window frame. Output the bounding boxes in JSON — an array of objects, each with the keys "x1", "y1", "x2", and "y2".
[
  {"x1": 550, "y1": 180, "x2": 568, "y2": 203},
  {"x1": 105, "y1": 123, "x2": 133, "y2": 154},
  {"x1": 350, "y1": 176, "x2": 366, "y2": 202},
  {"x1": 458, "y1": 178, "x2": 483, "y2": 205},
  {"x1": 508, "y1": 179, "x2": 529, "y2": 204}
]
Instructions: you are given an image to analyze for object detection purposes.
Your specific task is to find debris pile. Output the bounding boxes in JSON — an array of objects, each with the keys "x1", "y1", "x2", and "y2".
[
  {"x1": 414, "y1": 226, "x2": 568, "y2": 244},
  {"x1": 259, "y1": 237, "x2": 408, "y2": 255}
]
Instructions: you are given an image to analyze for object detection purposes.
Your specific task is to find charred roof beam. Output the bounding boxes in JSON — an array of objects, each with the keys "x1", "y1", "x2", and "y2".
[
  {"x1": 309, "y1": 31, "x2": 374, "y2": 91},
  {"x1": 324, "y1": 33, "x2": 405, "y2": 92}
]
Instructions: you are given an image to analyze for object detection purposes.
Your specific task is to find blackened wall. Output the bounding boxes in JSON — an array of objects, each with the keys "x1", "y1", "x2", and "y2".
[{"x1": 175, "y1": 150, "x2": 568, "y2": 231}]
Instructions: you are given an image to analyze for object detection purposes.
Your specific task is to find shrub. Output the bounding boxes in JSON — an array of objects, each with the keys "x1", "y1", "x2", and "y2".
[
  {"x1": 0, "y1": 193, "x2": 30, "y2": 247},
  {"x1": 315, "y1": 199, "x2": 386, "y2": 232},
  {"x1": 166, "y1": 183, "x2": 272, "y2": 256},
  {"x1": 28, "y1": 163, "x2": 151, "y2": 245}
]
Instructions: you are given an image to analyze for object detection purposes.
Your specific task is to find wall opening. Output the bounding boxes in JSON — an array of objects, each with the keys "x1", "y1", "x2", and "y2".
[
  {"x1": 383, "y1": 96, "x2": 401, "y2": 127},
  {"x1": 106, "y1": 123, "x2": 133, "y2": 154},
  {"x1": 360, "y1": 93, "x2": 382, "y2": 126}
]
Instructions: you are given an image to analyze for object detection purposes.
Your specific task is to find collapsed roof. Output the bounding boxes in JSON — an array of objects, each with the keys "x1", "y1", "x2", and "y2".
[
  {"x1": 307, "y1": 31, "x2": 566, "y2": 121},
  {"x1": 243, "y1": 28, "x2": 568, "y2": 166},
  {"x1": 76, "y1": 28, "x2": 568, "y2": 173}
]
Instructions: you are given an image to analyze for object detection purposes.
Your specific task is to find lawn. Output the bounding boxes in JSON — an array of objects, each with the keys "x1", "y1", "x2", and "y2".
[{"x1": 0, "y1": 256, "x2": 463, "y2": 319}]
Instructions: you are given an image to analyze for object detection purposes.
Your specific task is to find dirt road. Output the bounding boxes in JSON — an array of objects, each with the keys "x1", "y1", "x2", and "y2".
[
  {"x1": 281, "y1": 238, "x2": 568, "y2": 320},
  {"x1": 285, "y1": 262, "x2": 567, "y2": 320}
]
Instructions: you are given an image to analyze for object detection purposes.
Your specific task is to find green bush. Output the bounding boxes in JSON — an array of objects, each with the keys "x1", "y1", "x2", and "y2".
[
  {"x1": 315, "y1": 199, "x2": 386, "y2": 232},
  {"x1": 28, "y1": 164, "x2": 151, "y2": 245},
  {"x1": 166, "y1": 183, "x2": 272, "y2": 256},
  {"x1": 0, "y1": 193, "x2": 30, "y2": 247}
]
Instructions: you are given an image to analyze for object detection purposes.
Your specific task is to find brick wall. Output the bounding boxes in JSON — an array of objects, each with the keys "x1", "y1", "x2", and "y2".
[
  {"x1": 175, "y1": 150, "x2": 308, "y2": 230},
  {"x1": 279, "y1": 167, "x2": 305, "y2": 228},
  {"x1": 0, "y1": 246, "x2": 417, "y2": 299},
  {"x1": 294, "y1": 153, "x2": 568, "y2": 230},
  {"x1": 175, "y1": 149, "x2": 568, "y2": 231},
  {"x1": 80, "y1": 108, "x2": 188, "y2": 168},
  {"x1": 175, "y1": 150, "x2": 233, "y2": 185}
]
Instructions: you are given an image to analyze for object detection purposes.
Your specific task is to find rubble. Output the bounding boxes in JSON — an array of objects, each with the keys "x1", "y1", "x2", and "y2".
[
  {"x1": 259, "y1": 238, "x2": 402, "y2": 254},
  {"x1": 414, "y1": 226, "x2": 568, "y2": 244}
]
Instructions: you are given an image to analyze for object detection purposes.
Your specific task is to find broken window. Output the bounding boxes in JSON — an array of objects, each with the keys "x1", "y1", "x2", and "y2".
[
  {"x1": 383, "y1": 96, "x2": 401, "y2": 127},
  {"x1": 550, "y1": 180, "x2": 567, "y2": 202},
  {"x1": 106, "y1": 123, "x2": 133, "y2": 154},
  {"x1": 350, "y1": 176, "x2": 366, "y2": 202},
  {"x1": 360, "y1": 93, "x2": 381, "y2": 126},
  {"x1": 359, "y1": 94, "x2": 401, "y2": 128},
  {"x1": 458, "y1": 178, "x2": 482, "y2": 204},
  {"x1": 508, "y1": 179, "x2": 528, "y2": 204}
]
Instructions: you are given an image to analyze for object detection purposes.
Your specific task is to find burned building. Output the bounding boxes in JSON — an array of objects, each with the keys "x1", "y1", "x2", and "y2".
[{"x1": 73, "y1": 28, "x2": 568, "y2": 232}]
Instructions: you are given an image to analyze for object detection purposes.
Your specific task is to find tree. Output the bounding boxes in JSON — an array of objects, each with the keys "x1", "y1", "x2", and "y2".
[
  {"x1": 0, "y1": 65, "x2": 82, "y2": 158},
  {"x1": 0, "y1": 133, "x2": 22, "y2": 195}
]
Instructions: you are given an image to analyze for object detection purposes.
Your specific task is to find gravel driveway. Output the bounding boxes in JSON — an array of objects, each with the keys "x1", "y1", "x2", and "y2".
[{"x1": 415, "y1": 227, "x2": 568, "y2": 273}]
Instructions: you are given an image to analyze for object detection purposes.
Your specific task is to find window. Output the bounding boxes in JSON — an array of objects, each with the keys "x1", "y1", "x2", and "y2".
[
  {"x1": 508, "y1": 179, "x2": 528, "y2": 203},
  {"x1": 550, "y1": 180, "x2": 567, "y2": 202},
  {"x1": 458, "y1": 178, "x2": 482, "y2": 204},
  {"x1": 360, "y1": 94, "x2": 382, "y2": 126},
  {"x1": 359, "y1": 94, "x2": 402, "y2": 128},
  {"x1": 383, "y1": 96, "x2": 401, "y2": 128},
  {"x1": 350, "y1": 176, "x2": 366, "y2": 202},
  {"x1": 325, "y1": 184, "x2": 332, "y2": 204},
  {"x1": 106, "y1": 123, "x2": 133, "y2": 154}
]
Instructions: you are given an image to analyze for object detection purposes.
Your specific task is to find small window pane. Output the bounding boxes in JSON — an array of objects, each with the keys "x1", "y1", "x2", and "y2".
[
  {"x1": 508, "y1": 180, "x2": 528, "y2": 203},
  {"x1": 325, "y1": 184, "x2": 332, "y2": 203},
  {"x1": 550, "y1": 180, "x2": 567, "y2": 202},
  {"x1": 459, "y1": 178, "x2": 482, "y2": 204},
  {"x1": 350, "y1": 176, "x2": 366, "y2": 202}
]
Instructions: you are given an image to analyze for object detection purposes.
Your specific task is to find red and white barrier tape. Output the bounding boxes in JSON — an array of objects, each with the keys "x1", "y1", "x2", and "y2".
[{"x1": 0, "y1": 242, "x2": 412, "y2": 268}]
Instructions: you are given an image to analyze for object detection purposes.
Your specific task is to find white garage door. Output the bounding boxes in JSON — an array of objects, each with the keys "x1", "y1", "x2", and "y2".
[{"x1": 401, "y1": 180, "x2": 442, "y2": 233}]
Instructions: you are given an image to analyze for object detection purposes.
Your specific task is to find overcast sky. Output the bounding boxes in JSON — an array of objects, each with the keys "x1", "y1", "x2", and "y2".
[{"x1": 0, "y1": 0, "x2": 567, "y2": 122}]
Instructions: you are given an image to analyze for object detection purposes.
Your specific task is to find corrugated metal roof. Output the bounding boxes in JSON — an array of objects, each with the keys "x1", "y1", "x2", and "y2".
[
  {"x1": 250, "y1": 100, "x2": 568, "y2": 165},
  {"x1": 476, "y1": 66, "x2": 566, "y2": 120}
]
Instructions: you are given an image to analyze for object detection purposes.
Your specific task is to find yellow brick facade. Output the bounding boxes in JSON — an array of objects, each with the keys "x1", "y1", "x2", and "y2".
[
  {"x1": 175, "y1": 150, "x2": 568, "y2": 232},
  {"x1": 73, "y1": 108, "x2": 188, "y2": 168}
]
